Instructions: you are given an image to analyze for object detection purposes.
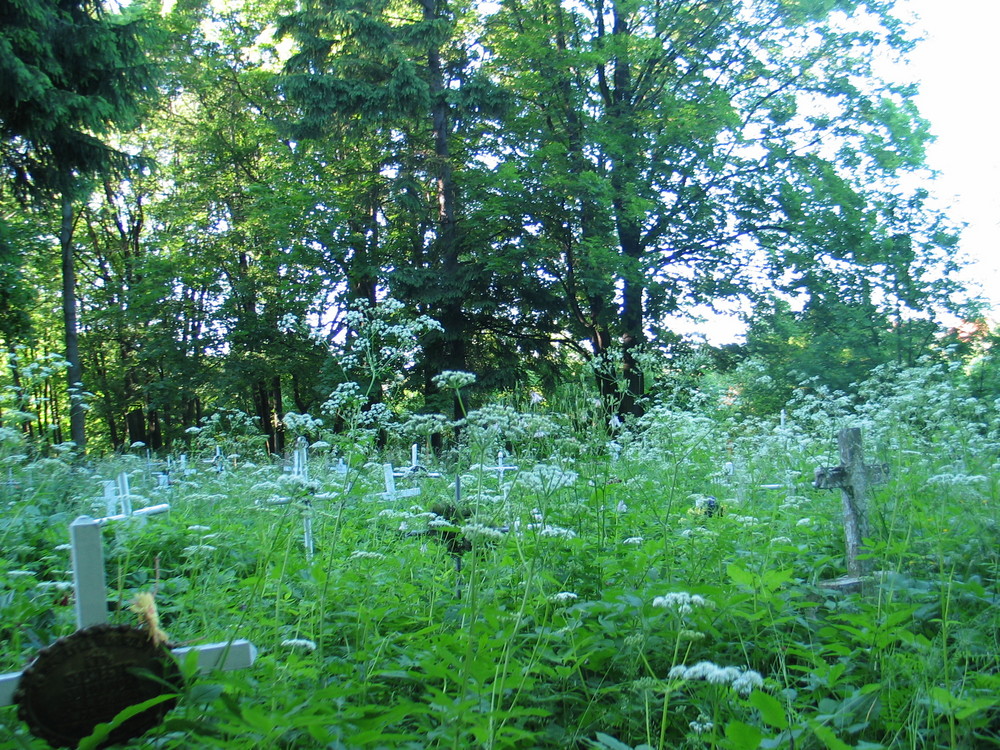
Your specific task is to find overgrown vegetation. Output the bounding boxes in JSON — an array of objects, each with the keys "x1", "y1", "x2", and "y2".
[{"x1": 1, "y1": 358, "x2": 997, "y2": 749}]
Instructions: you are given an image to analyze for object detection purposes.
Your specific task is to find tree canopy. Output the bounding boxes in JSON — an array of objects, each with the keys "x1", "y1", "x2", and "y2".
[{"x1": 0, "y1": 0, "x2": 984, "y2": 452}]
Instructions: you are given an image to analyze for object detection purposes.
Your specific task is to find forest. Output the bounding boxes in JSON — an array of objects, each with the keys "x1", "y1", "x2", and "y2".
[
  {"x1": 1, "y1": 0, "x2": 995, "y2": 455},
  {"x1": 2, "y1": 2, "x2": 1000, "y2": 749}
]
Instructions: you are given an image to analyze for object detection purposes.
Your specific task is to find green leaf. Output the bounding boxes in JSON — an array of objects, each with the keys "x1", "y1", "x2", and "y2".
[
  {"x1": 78, "y1": 693, "x2": 179, "y2": 750},
  {"x1": 749, "y1": 690, "x2": 789, "y2": 730},
  {"x1": 724, "y1": 720, "x2": 763, "y2": 750},
  {"x1": 809, "y1": 721, "x2": 852, "y2": 750},
  {"x1": 727, "y1": 564, "x2": 756, "y2": 588}
]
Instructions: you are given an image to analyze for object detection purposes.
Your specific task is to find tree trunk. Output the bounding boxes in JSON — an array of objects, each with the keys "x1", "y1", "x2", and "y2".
[{"x1": 61, "y1": 191, "x2": 86, "y2": 452}]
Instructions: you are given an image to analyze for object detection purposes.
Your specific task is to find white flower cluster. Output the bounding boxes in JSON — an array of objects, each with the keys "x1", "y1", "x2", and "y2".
[
  {"x1": 432, "y1": 370, "x2": 477, "y2": 390},
  {"x1": 281, "y1": 638, "x2": 317, "y2": 651},
  {"x1": 689, "y1": 717, "x2": 714, "y2": 734},
  {"x1": 283, "y1": 411, "x2": 324, "y2": 436},
  {"x1": 652, "y1": 592, "x2": 714, "y2": 615},
  {"x1": 517, "y1": 463, "x2": 578, "y2": 495},
  {"x1": 321, "y1": 382, "x2": 365, "y2": 416},
  {"x1": 549, "y1": 591, "x2": 578, "y2": 604},
  {"x1": 349, "y1": 550, "x2": 386, "y2": 561},
  {"x1": 925, "y1": 473, "x2": 989, "y2": 487},
  {"x1": 668, "y1": 661, "x2": 764, "y2": 695},
  {"x1": 460, "y1": 523, "x2": 506, "y2": 540},
  {"x1": 535, "y1": 524, "x2": 577, "y2": 539}
]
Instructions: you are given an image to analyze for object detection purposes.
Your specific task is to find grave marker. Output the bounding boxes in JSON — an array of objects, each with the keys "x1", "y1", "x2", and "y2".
[
  {"x1": 485, "y1": 450, "x2": 518, "y2": 480},
  {"x1": 814, "y1": 427, "x2": 888, "y2": 584},
  {"x1": 393, "y1": 444, "x2": 441, "y2": 478},
  {"x1": 0, "y1": 515, "x2": 257, "y2": 731},
  {"x1": 99, "y1": 472, "x2": 170, "y2": 522},
  {"x1": 379, "y1": 464, "x2": 422, "y2": 501}
]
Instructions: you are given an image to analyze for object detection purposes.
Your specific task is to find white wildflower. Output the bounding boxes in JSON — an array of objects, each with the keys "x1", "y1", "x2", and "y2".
[
  {"x1": 678, "y1": 629, "x2": 706, "y2": 641},
  {"x1": 549, "y1": 592, "x2": 578, "y2": 604},
  {"x1": 349, "y1": 550, "x2": 386, "y2": 561},
  {"x1": 616, "y1": 499, "x2": 628, "y2": 513},
  {"x1": 460, "y1": 523, "x2": 505, "y2": 540},
  {"x1": 796, "y1": 517, "x2": 813, "y2": 527},
  {"x1": 432, "y1": 370, "x2": 477, "y2": 390},
  {"x1": 518, "y1": 464, "x2": 578, "y2": 494},
  {"x1": 622, "y1": 536, "x2": 644, "y2": 545},
  {"x1": 652, "y1": 592, "x2": 713, "y2": 615},
  {"x1": 536, "y1": 524, "x2": 576, "y2": 539},
  {"x1": 732, "y1": 669, "x2": 765, "y2": 695},
  {"x1": 281, "y1": 638, "x2": 317, "y2": 651},
  {"x1": 689, "y1": 717, "x2": 714, "y2": 734},
  {"x1": 187, "y1": 525, "x2": 211, "y2": 532},
  {"x1": 669, "y1": 661, "x2": 764, "y2": 695}
]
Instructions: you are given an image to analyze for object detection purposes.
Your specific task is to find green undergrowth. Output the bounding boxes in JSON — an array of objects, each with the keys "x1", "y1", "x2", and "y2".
[{"x1": 1, "y1": 366, "x2": 998, "y2": 748}]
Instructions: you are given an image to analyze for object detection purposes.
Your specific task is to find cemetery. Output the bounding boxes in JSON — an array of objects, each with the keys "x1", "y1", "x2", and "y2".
[
  {"x1": 0, "y1": 359, "x2": 998, "y2": 748},
  {"x1": 2, "y1": 0, "x2": 999, "y2": 747}
]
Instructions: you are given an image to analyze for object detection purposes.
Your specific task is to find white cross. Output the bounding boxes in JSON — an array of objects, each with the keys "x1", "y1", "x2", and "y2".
[
  {"x1": 392, "y1": 444, "x2": 441, "y2": 478},
  {"x1": 379, "y1": 464, "x2": 422, "y2": 501},
  {"x1": 100, "y1": 472, "x2": 170, "y2": 522},
  {"x1": 485, "y1": 450, "x2": 519, "y2": 482},
  {"x1": 0, "y1": 515, "x2": 257, "y2": 707}
]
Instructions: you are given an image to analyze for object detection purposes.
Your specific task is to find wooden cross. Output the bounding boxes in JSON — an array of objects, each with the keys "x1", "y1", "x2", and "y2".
[
  {"x1": 0, "y1": 515, "x2": 257, "y2": 708},
  {"x1": 814, "y1": 427, "x2": 888, "y2": 581}
]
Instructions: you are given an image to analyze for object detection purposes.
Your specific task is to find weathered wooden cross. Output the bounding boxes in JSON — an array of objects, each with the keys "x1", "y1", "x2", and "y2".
[
  {"x1": 814, "y1": 427, "x2": 889, "y2": 582},
  {"x1": 0, "y1": 515, "x2": 257, "y2": 708}
]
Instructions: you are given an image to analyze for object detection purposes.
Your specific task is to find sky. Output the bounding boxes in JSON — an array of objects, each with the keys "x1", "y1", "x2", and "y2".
[
  {"x1": 674, "y1": 1, "x2": 1000, "y2": 344},
  {"x1": 902, "y1": 0, "x2": 1000, "y2": 316}
]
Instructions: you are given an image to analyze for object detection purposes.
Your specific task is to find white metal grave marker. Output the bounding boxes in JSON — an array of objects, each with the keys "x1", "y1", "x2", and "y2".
[
  {"x1": 379, "y1": 464, "x2": 422, "y2": 501},
  {"x1": 485, "y1": 450, "x2": 518, "y2": 481},
  {"x1": 393, "y1": 444, "x2": 441, "y2": 478},
  {"x1": 0, "y1": 515, "x2": 257, "y2": 708},
  {"x1": 99, "y1": 472, "x2": 170, "y2": 522}
]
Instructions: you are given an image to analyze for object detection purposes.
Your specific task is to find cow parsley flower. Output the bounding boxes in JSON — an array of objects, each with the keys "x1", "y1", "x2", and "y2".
[
  {"x1": 536, "y1": 524, "x2": 577, "y2": 539},
  {"x1": 349, "y1": 550, "x2": 386, "y2": 561},
  {"x1": 652, "y1": 592, "x2": 713, "y2": 615},
  {"x1": 549, "y1": 591, "x2": 578, "y2": 604},
  {"x1": 668, "y1": 661, "x2": 763, "y2": 695},
  {"x1": 432, "y1": 370, "x2": 477, "y2": 390},
  {"x1": 281, "y1": 638, "x2": 317, "y2": 651},
  {"x1": 461, "y1": 523, "x2": 506, "y2": 540}
]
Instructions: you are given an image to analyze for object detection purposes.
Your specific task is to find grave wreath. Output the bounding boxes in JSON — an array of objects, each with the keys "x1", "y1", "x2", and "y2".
[{"x1": 0, "y1": 514, "x2": 256, "y2": 747}]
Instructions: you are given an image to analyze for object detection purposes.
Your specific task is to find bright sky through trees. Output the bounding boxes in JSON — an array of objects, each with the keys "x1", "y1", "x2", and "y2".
[{"x1": 904, "y1": 0, "x2": 1000, "y2": 314}]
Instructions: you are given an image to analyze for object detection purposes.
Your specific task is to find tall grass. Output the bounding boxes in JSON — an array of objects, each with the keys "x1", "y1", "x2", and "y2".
[{"x1": 1, "y1": 361, "x2": 998, "y2": 748}]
